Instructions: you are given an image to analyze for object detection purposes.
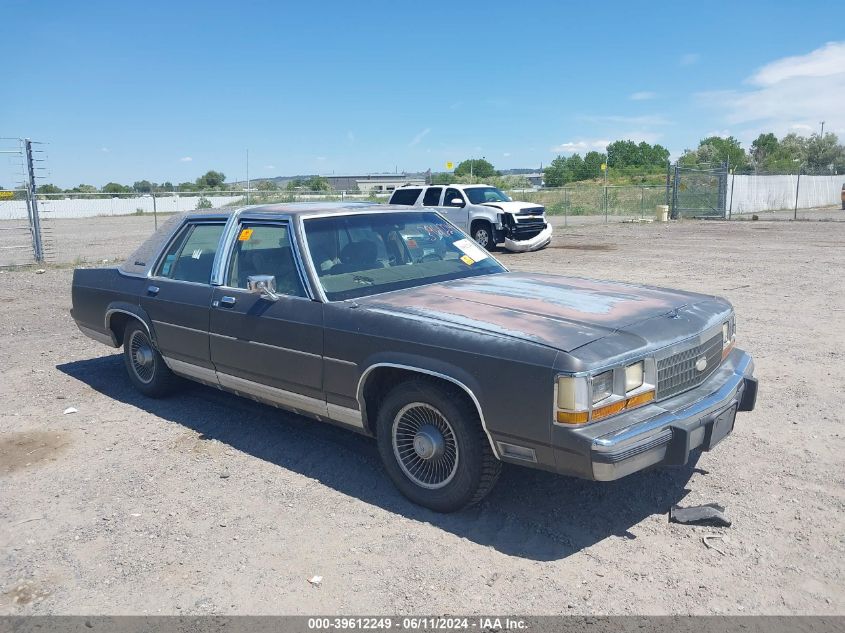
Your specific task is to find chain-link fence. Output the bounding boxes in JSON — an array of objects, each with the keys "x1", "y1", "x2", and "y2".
[{"x1": 506, "y1": 185, "x2": 668, "y2": 225}]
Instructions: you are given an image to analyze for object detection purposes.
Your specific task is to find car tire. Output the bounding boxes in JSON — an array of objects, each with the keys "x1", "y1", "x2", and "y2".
[
  {"x1": 375, "y1": 379, "x2": 501, "y2": 512},
  {"x1": 122, "y1": 321, "x2": 180, "y2": 397},
  {"x1": 470, "y1": 221, "x2": 495, "y2": 251}
]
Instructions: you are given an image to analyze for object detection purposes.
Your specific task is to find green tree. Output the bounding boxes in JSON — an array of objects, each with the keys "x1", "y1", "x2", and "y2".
[
  {"x1": 177, "y1": 181, "x2": 198, "y2": 192},
  {"x1": 304, "y1": 176, "x2": 331, "y2": 191},
  {"x1": 543, "y1": 155, "x2": 570, "y2": 187},
  {"x1": 583, "y1": 151, "x2": 607, "y2": 179},
  {"x1": 256, "y1": 179, "x2": 279, "y2": 191},
  {"x1": 285, "y1": 178, "x2": 305, "y2": 191},
  {"x1": 805, "y1": 133, "x2": 845, "y2": 173},
  {"x1": 36, "y1": 183, "x2": 63, "y2": 194},
  {"x1": 195, "y1": 170, "x2": 226, "y2": 188},
  {"x1": 102, "y1": 182, "x2": 131, "y2": 194},
  {"x1": 606, "y1": 140, "x2": 669, "y2": 169},
  {"x1": 69, "y1": 184, "x2": 98, "y2": 193},
  {"x1": 680, "y1": 136, "x2": 749, "y2": 171},
  {"x1": 454, "y1": 158, "x2": 497, "y2": 180},
  {"x1": 133, "y1": 180, "x2": 154, "y2": 193},
  {"x1": 750, "y1": 133, "x2": 779, "y2": 169}
]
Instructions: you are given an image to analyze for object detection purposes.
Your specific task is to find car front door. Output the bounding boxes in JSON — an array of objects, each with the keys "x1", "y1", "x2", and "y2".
[
  {"x1": 441, "y1": 187, "x2": 470, "y2": 230},
  {"x1": 208, "y1": 219, "x2": 326, "y2": 417},
  {"x1": 141, "y1": 219, "x2": 226, "y2": 375}
]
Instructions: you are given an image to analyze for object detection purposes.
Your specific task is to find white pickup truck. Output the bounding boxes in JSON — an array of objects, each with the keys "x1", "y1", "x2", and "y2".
[{"x1": 388, "y1": 184, "x2": 552, "y2": 252}]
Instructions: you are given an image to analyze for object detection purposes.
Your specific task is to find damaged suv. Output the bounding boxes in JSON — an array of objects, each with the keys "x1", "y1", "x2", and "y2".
[{"x1": 389, "y1": 184, "x2": 552, "y2": 252}]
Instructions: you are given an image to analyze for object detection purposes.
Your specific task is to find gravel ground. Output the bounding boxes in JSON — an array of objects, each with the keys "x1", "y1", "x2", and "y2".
[{"x1": 0, "y1": 217, "x2": 843, "y2": 616}]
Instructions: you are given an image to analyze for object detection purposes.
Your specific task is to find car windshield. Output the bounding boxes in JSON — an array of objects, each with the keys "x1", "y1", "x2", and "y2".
[
  {"x1": 303, "y1": 211, "x2": 506, "y2": 301},
  {"x1": 465, "y1": 187, "x2": 511, "y2": 204}
]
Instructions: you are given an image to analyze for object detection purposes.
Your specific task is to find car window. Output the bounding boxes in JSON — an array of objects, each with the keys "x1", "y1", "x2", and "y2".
[
  {"x1": 444, "y1": 188, "x2": 465, "y2": 207},
  {"x1": 389, "y1": 188, "x2": 422, "y2": 205},
  {"x1": 226, "y1": 223, "x2": 305, "y2": 297},
  {"x1": 422, "y1": 187, "x2": 442, "y2": 206},
  {"x1": 156, "y1": 222, "x2": 225, "y2": 284},
  {"x1": 303, "y1": 211, "x2": 505, "y2": 301},
  {"x1": 465, "y1": 187, "x2": 511, "y2": 204}
]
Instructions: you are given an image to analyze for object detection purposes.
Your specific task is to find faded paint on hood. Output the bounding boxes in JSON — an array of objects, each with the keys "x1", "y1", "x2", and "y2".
[{"x1": 356, "y1": 272, "x2": 712, "y2": 352}]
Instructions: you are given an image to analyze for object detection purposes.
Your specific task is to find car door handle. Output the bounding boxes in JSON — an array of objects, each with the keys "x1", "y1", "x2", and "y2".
[
  {"x1": 147, "y1": 285, "x2": 160, "y2": 296},
  {"x1": 213, "y1": 296, "x2": 237, "y2": 308}
]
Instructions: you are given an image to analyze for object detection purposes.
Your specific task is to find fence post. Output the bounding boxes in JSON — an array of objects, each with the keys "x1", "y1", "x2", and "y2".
[
  {"x1": 564, "y1": 188, "x2": 568, "y2": 227},
  {"x1": 671, "y1": 164, "x2": 680, "y2": 219},
  {"x1": 640, "y1": 186, "x2": 644, "y2": 218},
  {"x1": 728, "y1": 170, "x2": 735, "y2": 220},
  {"x1": 152, "y1": 192, "x2": 158, "y2": 230},
  {"x1": 604, "y1": 186, "x2": 608, "y2": 223},
  {"x1": 24, "y1": 139, "x2": 44, "y2": 262},
  {"x1": 794, "y1": 170, "x2": 801, "y2": 220}
]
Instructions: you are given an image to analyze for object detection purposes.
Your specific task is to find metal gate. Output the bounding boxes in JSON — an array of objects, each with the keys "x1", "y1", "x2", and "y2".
[
  {"x1": 671, "y1": 162, "x2": 728, "y2": 219},
  {"x1": 0, "y1": 138, "x2": 49, "y2": 266}
]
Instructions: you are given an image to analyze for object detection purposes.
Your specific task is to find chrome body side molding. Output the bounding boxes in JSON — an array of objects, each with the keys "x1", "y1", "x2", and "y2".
[
  {"x1": 356, "y1": 362, "x2": 500, "y2": 459},
  {"x1": 161, "y1": 355, "x2": 365, "y2": 430}
]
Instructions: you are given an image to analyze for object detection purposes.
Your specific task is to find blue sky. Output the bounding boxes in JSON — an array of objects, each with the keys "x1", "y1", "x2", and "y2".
[{"x1": 2, "y1": 0, "x2": 843, "y2": 188}]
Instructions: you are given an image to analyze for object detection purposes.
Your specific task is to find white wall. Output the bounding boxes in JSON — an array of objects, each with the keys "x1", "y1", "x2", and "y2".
[
  {"x1": 729, "y1": 174, "x2": 844, "y2": 214},
  {"x1": 0, "y1": 194, "x2": 243, "y2": 220}
]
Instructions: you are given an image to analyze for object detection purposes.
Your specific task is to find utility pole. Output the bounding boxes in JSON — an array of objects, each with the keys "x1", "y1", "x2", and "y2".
[{"x1": 820, "y1": 121, "x2": 825, "y2": 136}]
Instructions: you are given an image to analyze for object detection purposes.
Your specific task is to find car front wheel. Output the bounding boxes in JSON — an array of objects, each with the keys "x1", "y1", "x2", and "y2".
[
  {"x1": 470, "y1": 221, "x2": 495, "y2": 250},
  {"x1": 122, "y1": 321, "x2": 180, "y2": 397},
  {"x1": 376, "y1": 379, "x2": 501, "y2": 512}
]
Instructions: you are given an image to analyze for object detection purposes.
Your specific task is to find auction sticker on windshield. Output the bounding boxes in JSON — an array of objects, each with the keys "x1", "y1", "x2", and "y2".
[{"x1": 453, "y1": 238, "x2": 488, "y2": 262}]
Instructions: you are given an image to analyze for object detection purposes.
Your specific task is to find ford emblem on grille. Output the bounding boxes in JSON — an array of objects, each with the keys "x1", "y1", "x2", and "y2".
[{"x1": 695, "y1": 357, "x2": 708, "y2": 372}]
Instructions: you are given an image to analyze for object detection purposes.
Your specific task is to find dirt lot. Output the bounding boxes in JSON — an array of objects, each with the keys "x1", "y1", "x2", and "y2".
[{"x1": 0, "y1": 217, "x2": 843, "y2": 616}]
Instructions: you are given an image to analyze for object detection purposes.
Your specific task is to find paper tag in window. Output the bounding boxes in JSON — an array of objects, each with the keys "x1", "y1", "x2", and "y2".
[
  {"x1": 238, "y1": 228, "x2": 253, "y2": 241},
  {"x1": 453, "y1": 238, "x2": 488, "y2": 262},
  {"x1": 460, "y1": 254, "x2": 475, "y2": 266}
]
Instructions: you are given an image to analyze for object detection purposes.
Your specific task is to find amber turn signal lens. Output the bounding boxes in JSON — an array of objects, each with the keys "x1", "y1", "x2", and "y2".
[
  {"x1": 591, "y1": 399, "x2": 626, "y2": 421},
  {"x1": 625, "y1": 390, "x2": 655, "y2": 408},
  {"x1": 722, "y1": 340, "x2": 735, "y2": 360},
  {"x1": 556, "y1": 410, "x2": 589, "y2": 425}
]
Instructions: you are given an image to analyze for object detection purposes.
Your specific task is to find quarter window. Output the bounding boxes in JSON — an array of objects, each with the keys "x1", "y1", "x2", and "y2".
[
  {"x1": 156, "y1": 222, "x2": 225, "y2": 284},
  {"x1": 389, "y1": 188, "x2": 422, "y2": 205},
  {"x1": 226, "y1": 223, "x2": 305, "y2": 297}
]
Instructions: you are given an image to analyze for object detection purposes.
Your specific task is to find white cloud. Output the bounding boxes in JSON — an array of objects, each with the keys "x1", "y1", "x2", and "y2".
[
  {"x1": 697, "y1": 41, "x2": 845, "y2": 137},
  {"x1": 503, "y1": 152, "x2": 511, "y2": 157},
  {"x1": 750, "y1": 41, "x2": 845, "y2": 85},
  {"x1": 679, "y1": 53, "x2": 700, "y2": 66},
  {"x1": 264, "y1": 165, "x2": 275, "y2": 170},
  {"x1": 179, "y1": 156, "x2": 192, "y2": 162},
  {"x1": 630, "y1": 91, "x2": 657, "y2": 101},
  {"x1": 550, "y1": 139, "x2": 610, "y2": 154},
  {"x1": 409, "y1": 128, "x2": 431, "y2": 147}
]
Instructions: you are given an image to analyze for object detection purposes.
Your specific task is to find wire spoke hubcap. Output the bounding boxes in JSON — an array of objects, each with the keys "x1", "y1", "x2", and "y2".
[
  {"x1": 129, "y1": 330, "x2": 155, "y2": 384},
  {"x1": 392, "y1": 403, "x2": 459, "y2": 489}
]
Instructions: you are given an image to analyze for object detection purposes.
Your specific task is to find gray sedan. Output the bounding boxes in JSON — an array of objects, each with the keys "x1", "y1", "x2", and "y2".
[{"x1": 71, "y1": 203, "x2": 757, "y2": 512}]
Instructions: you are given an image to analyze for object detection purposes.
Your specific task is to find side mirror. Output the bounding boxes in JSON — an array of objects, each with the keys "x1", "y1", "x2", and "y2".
[
  {"x1": 450, "y1": 197, "x2": 465, "y2": 207},
  {"x1": 247, "y1": 274, "x2": 280, "y2": 301}
]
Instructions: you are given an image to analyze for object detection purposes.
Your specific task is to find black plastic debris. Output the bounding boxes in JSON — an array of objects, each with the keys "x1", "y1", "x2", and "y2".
[{"x1": 669, "y1": 503, "x2": 731, "y2": 527}]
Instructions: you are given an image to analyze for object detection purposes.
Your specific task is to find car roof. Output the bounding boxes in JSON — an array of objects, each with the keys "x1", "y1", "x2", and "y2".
[{"x1": 240, "y1": 202, "x2": 422, "y2": 217}]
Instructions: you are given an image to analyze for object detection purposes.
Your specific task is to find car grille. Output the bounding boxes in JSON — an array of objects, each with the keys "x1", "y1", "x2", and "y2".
[{"x1": 656, "y1": 333, "x2": 723, "y2": 400}]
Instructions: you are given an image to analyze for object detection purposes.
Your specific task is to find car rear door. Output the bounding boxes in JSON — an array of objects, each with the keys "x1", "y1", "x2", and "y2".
[
  {"x1": 141, "y1": 219, "x2": 226, "y2": 373},
  {"x1": 208, "y1": 218, "x2": 326, "y2": 417}
]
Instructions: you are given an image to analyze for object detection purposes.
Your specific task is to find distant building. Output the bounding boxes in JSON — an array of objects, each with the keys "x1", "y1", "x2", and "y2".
[{"x1": 353, "y1": 174, "x2": 427, "y2": 193}]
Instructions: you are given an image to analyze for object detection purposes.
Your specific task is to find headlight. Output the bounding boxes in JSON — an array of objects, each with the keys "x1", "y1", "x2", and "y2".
[
  {"x1": 592, "y1": 371, "x2": 614, "y2": 404},
  {"x1": 625, "y1": 361, "x2": 644, "y2": 392},
  {"x1": 555, "y1": 360, "x2": 656, "y2": 426}
]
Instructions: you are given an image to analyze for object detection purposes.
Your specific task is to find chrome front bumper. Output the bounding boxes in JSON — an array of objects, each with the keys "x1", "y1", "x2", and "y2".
[
  {"x1": 589, "y1": 349, "x2": 757, "y2": 481},
  {"x1": 503, "y1": 224, "x2": 553, "y2": 252}
]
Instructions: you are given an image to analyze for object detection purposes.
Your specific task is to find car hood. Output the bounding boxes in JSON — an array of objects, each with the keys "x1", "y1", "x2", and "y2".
[
  {"x1": 355, "y1": 272, "x2": 716, "y2": 353},
  {"x1": 480, "y1": 200, "x2": 545, "y2": 214}
]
